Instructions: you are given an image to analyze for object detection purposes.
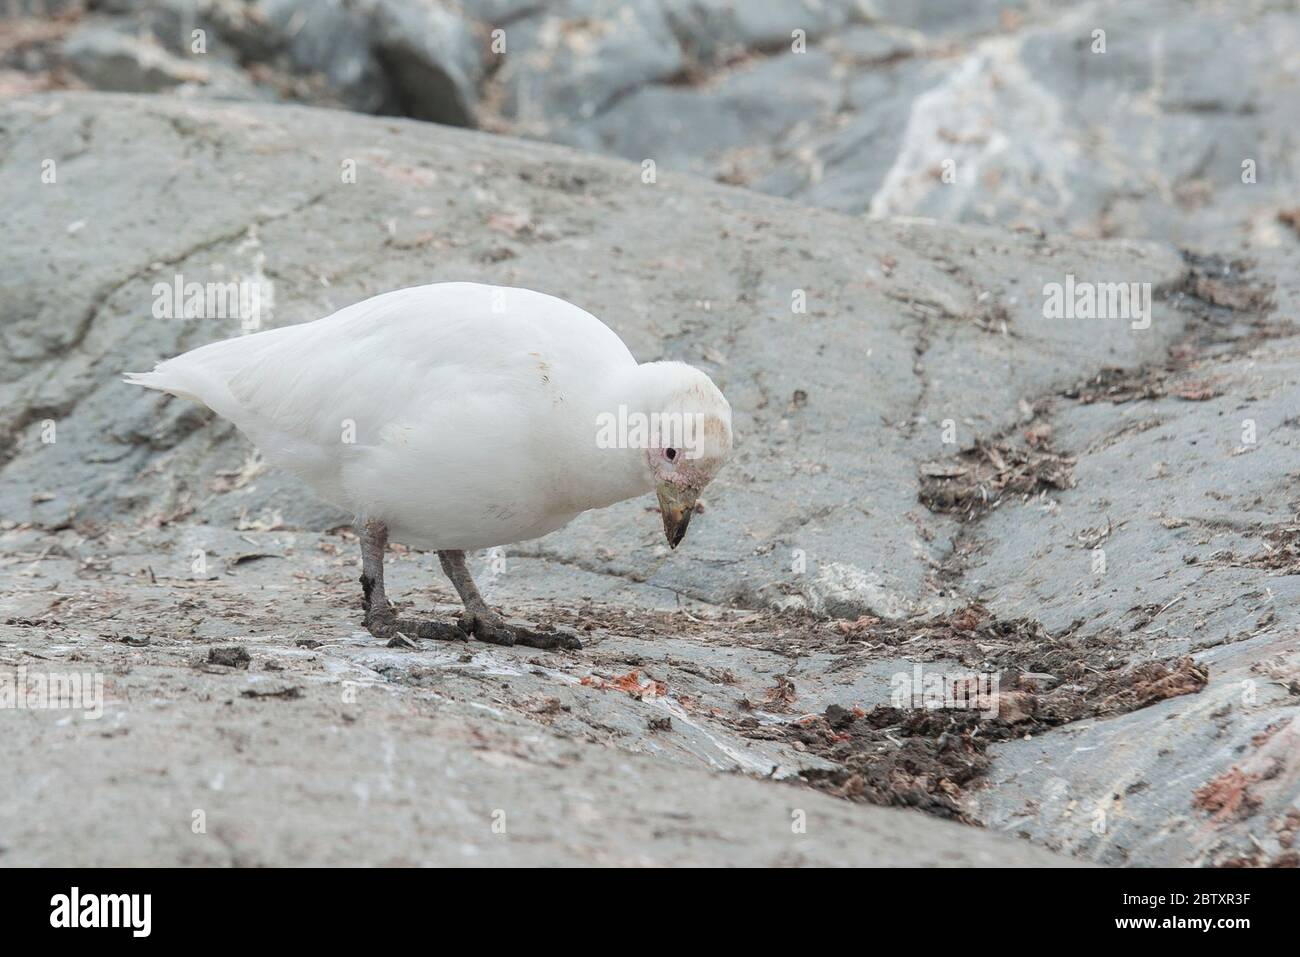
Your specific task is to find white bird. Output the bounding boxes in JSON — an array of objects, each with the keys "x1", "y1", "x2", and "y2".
[{"x1": 126, "y1": 282, "x2": 733, "y2": 650}]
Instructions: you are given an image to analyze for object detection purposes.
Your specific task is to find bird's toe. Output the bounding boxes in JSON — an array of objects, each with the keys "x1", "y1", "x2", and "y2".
[
  {"x1": 398, "y1": 617, "x2": 468, "y2": 643},
  {"x1": 459, "y1": 612, "x2": 582, "y2": 651},
  {"x1": 366, "y1": 607, "x2": 466, "y2": 646},
  {"x1": 515, "y1": 625, "x2": 583, "y2": 651},
  {"x1": 461, "y1": 613, "x2": 517, "y2": 646}
]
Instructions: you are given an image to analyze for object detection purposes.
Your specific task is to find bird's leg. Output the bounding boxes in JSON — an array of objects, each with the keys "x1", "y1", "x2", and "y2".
[
  {"x1": 437, "y1": 549, "x2": 582, "y2": 651},
  {"x1": 357, "y1": 519, "x2": 464, "y2": 644},
  {"x1": 437, "y1": 549, "x2": 493, "y2": 620},
  {"x1": 358, "y1": 518, "x2": 393, "y2": 629}
]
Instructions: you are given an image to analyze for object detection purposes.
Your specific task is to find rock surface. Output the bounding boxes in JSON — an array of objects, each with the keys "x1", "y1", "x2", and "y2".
[
  {"x1": 9, "y1": 0, "x2": 1300, "y2": 252},
  {"x1": 2, "y1": 93, "x2": 1297, "y2": 866}
]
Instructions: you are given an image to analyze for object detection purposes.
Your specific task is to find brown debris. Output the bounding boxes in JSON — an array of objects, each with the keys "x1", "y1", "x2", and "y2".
[
  {"x1": 580, "y1": 669, "x2": 666, "y2": 699},
  {"x1": 1213, "y1": 523, "x2": 1300, "y2": 575},
  {"x1": 1174, "y1": 379, "x2": 1220, "y2": 401},
  {"x1": 746, "y1": 610, "x2": 1209, "y2": 822},
  {"x1": 756, "y1": 675, "x2": 797, "y2": 711},
  {"x1": 1277, "y1": 808, "x2": 1300, "y2": 849},
  {"x1": 919, "y1": 438, "x2": 1075, "y2": 520},
  {"x1": 793, "y1": 705, "x2": 991, "y2": 822},
  {"x1": 1189, "y1": 273, "x2": 1274, "y2": 313},
  {"x1": 239, "y1": 684, "x2": 302, "y2": 700},
  {"x1": 207, "y1": 646, "x2": 251, "y2": 669},
  {"x1": 1177, "y1": 252, "x2": 1275, "y2": 315},
  {"x1": 834, "y1": 615, "x2": 879, "y2": 638},
  {"x1": 1093, "y1": 656, "x2": 1208, "y2": 713},
  {"x1": 1062, "y1": 365, "x2": 1168, "y2": 405},
  {"x1": 1194, "y1": 768, "x2": 1264, "y2": 823}
]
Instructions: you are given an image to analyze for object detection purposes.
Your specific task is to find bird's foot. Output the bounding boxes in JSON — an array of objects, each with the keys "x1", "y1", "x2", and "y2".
[
  {"x1": 459, "y1": 612, "x2": 583, "y2": 651},
  {"x1": 365, "y1": 606, "x2": 467, "y2": 646}
]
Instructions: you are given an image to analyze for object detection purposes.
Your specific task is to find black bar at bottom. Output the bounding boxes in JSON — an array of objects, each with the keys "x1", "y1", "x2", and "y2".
[{"x1": 0, "y1": 865, "x2": 1287, "y2": 941}]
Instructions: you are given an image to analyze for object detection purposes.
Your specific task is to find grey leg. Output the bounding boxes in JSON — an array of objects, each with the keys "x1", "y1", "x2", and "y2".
[
  {"x1": 358, "y1": 519, "x2": 391, "y2": 622},
  {"x1": 357, "y1": 519, "x2": 464, "y2": 645},
  {"x1": 437, "y1": 549, "x2": 493, "y2": 619},
  {"x1": 437, "y1": 549, "x2": 582, "y2": 651}
]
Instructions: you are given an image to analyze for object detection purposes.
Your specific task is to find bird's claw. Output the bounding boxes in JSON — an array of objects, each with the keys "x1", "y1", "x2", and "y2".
[
  {"x1": 365, "y1": 606, "x2": 580, "y2": 651},
  {"x1": 459, "y1": 614, "x2": 583, "y2": 651},
  {"x1": 457, "y1": 613, "x2": 513, "y2": 646},
  {"x1": 400, "y1": 618, "x2": 468, "y2": 642},
  {"x1": 366, "y1": 608, "x2": 467, "y2": 646}
]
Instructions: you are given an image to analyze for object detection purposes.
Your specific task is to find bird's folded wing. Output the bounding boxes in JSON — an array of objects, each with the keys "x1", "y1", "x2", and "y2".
[{"x1": 221, "y1": 289, "x2": 530, "y2": 451}]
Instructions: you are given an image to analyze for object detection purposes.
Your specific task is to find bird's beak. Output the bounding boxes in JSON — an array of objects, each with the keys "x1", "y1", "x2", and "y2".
[{"x1": 656, "y1": 482, "x2": 697, "y2": 549}]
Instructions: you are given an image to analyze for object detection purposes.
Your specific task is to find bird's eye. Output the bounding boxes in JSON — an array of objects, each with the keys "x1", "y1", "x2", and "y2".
[{"x1": 665, "y1": 448, "x2": 677, "y2": 461}]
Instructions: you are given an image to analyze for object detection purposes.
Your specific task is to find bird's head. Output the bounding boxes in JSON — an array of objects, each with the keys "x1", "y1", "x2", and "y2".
[{"x1": 637, "y1": 362, "x2": 732, "y2": 549}]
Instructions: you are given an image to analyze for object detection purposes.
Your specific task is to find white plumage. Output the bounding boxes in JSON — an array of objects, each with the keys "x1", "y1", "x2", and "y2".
[{"x1": 126, "y1": 282, "x2": 732, "y2": 554}]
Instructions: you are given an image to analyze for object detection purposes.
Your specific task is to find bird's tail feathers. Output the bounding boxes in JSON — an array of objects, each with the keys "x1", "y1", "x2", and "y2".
[
  {"x1": 123, "y1": 359, "x2": 239, "y2": 417},
  {"x1": 123, "y1": 369, "x2": 167, "y2": 390},
  {"x1": 122, "y1": 366, "x2": 198, "y2": 402}
]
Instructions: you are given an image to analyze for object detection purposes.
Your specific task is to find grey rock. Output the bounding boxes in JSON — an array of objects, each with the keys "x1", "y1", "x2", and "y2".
[
  {"x1": 458, "y1": 0, "x2": 544, "y2": 24},
  {"x1": 227, "y1": 0, "x2": 485, "y2": 123},
  {"x1": 3, "y1": 93, "x2": 1297, "y2": 867},
  {"x1": 260, "y1": 0, "x2": 387, "y2": 111},
  {"x1": 823, "y1": 23, "x2": 919, "y2": 62},
  {"x1": 63, "y1": 23, "x2": 213, "y2": 93},
  {"x1": 758, "y1": 56, "x2": 941, "y2": 207},
  {"x1": 372, "y1": 0, "x2": 485, "y2": 125},
  {"x1": 558, "y1": 49, "x2": 842, "y2": 180},
  {"x1": 0, "y1": 93, "x2": 1190, "y2": 611},
  {"x1": 861, "y1": 0, "x2": 1057, "y2": 39},
  {"x1": 21, "y1": 0, "x2": 1300, "y2": 255},
  {"x1": 663, "y1": 0, "x2": 865, "y2": 63},
  {"x1": 798, "y1": 561, "x2": 923, "y2": 619},
  {"x1": 3, "y1": 0, "x2": 84, "y2": 14},
  {"x1": 492, "y1": 0, "x2": 685, "y2": 131},
  {"x1": 0, "y1": 602, "x2": 1074, "y2": 866}
]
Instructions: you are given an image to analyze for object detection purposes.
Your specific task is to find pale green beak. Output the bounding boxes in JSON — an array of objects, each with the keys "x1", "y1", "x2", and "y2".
[{"x1": 656, "y1": 482, "x2": 697, "y2": 549}]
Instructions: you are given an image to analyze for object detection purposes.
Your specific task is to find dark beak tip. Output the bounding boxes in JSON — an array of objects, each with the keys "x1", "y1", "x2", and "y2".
[{"x1": 668, "y1": 521, "x2": 689, "y2": 549}]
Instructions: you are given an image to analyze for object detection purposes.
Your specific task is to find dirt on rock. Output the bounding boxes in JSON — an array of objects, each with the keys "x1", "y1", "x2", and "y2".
[
  {"x1": 1194, "y1": 768, "x2": 1267, "y2": 823},
  {"x1": 1062, "y1": 365, "x2": 1171, "y2": 405},
  {"x1": 1195, "y1": 522, "x2": 1300, "y2": 577},
  {"x1": 741, "y1": 607, "x2": 1209, "y2": 821},
  {"x1": 919, "y1": 439, "x2": 1076, "y2": 522},
  {"x1": 206, "y1": 645, "x2": 251, "y2": 669},
  {"x1": 1178, "y1": 254, "x2": 1276, "y2": 315}
]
